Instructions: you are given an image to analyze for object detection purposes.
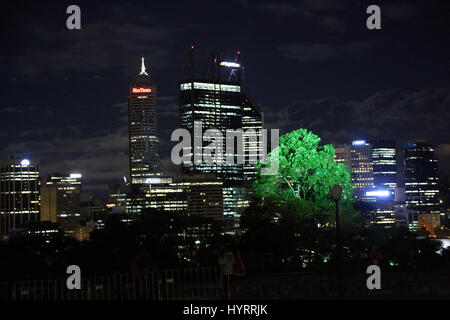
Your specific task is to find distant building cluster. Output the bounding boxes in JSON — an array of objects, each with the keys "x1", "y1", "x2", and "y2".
[
  {"x1": 334, "y1": 139, "x2": 444, "y2": 234},
  {"x1": 112, "y1": 50, "x2": 264, "y2": 235},
  {"x1": 0, "y1": 162, "x2": 100, "y2": 240},
  {"x1": 0, "y1": 49, "x2": 264, "y2": 239}
]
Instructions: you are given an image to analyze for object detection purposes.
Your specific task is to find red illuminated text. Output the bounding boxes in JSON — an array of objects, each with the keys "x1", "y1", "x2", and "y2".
[{"x1": 132, "y1": 88, "x2": 152, "y2": 93}]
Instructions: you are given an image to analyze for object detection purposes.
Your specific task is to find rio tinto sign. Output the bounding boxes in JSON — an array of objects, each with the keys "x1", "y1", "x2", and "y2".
[{"x1": 132, "y1": 87, "x2": 152, "y2": 93}]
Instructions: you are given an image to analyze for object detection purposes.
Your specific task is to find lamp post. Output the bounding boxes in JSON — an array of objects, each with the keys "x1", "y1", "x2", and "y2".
[{"x1": 330, "y1": 184, "x2": 343, "y2": 298}]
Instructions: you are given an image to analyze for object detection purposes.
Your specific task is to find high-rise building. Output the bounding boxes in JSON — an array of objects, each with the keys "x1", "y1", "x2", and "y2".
[
  {"x1": 365, "y1": 140, "x2": 397, "y2": 228},
  {"x1": 350, "y1": 140, "x2": 374, "y2": 199},
  {"x1": 121, "y1": 175, "x2": 187, "y2": 215},
  {"x1": 179, "y1": 49, "x2": 260, "y2": 226},
  {"x1": 349, "y1": 140, "x2": 397, "y2": 228},
  {"x1": 40, "y1": 173, "x2": 82, "y2": 223},
  {"x1": 242, "y1": 95, "x2": 263, "y2": 183},
  {"x1": 40, "y1": 173, "x2": 83, "y2": 237},
  {"x1": 0, "y1": 158, "x2": 40, "y2": 235},
  {"x1": 107, "y1": 183, "x2": 131, "y2": 213},
  {"x1": 140, "y1": 183, "x2": 187, "y2": 213},
  {"x1": 175, "y1": 174, "x2": 223, "y2": 220},
  {"x1": 128, "y1": 57, "x2": 159, "y2": 184},
  {"x1": 370, "y1": 140, "x2": 397, "y2": 191},
  {"x1": 404, "y1": 141, "x2": 441, "y2": 233}
]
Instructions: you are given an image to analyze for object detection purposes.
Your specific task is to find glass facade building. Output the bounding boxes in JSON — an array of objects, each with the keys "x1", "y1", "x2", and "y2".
[
  {"x1": 178, "y1": 49, "x2": 262, "y2": 227},
  {"x1": 0, "y1": 158, "x2": 40, "y2": 235},
  {"x1": 125, "y1": 182, "x2": 187, "y2": 215},
  {"x1": 175, "y1": 174, "x2": 223, "y2": 220},
  {"x1": 41, "y1": 173, "x2": 82, "y2": 221},
  {"x1": 370, "y1": 140, "x2": 397, "y2": 191},
  {"x1": 404, "y1": 141, "x2": 441, "y2": 232},
  {"x1": 350, "y1": 140, "x2": 374, "y2": 199},
  {"x1": 128, "y1": 57, "x2": 159, "y2": 184},
  {"x1": 179, "y1": 79, "x2": 246, "y2": 220},
  {"x1": 366, "y1": 140, "x2": 397, "y2": 228},
  {"x1": 242, "y1": 95, "x2": 263, "y2": 183},
  {"x1": 350, "y1": 140, "x2": 397, "y2": 228}
]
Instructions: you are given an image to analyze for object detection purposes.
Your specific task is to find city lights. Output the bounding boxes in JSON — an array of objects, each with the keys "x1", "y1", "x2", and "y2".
[
  {"x1": 366, "y1": 190, "x2": 391, "y2": 197},
  {"x1": 352, "y1": 140, "x2": 367, "y2": 146},
  {"x1": 132, "y1": 87, "x2": 152, "y2": 93},
  {"x1": 1, "y1": 2, "x2": 449, "y2": 304},
  {"x1": 220, "y1": 61, "x2": 240, "y2": 68}
]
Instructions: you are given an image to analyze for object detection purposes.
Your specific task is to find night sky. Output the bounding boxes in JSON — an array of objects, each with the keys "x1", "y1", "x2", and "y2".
[{"x1": 1, "y1": 0, "x2": 449, "y2": 198}]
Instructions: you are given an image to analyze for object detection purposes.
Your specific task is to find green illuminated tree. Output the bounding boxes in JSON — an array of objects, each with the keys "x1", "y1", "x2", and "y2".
[{"x1": 253, "y1": 128, "x2": 355, "y2": 221}]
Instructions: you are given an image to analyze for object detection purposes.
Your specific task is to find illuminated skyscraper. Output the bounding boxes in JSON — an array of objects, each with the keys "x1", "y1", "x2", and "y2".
[
  {"x1": 126, "y1": 181, "x2": 187, "y2": 215},
  {"x1": 350, "y1": 140, "x2": 396, "y2": 227},
  {"x1": 350, "y1": 140, "x2": 374, "y2": 199},
  {"x1": 369, "y1": 140, "x2": 397, "y2": 191},
  {"x1": 40, "y1": 173, "x2": 82, "y2": 231},
  {"x1": 179, "y1": 49, "x2": 259, "y2": 227},
  {"x1": 404, "y1": 141, "x2": 441, "y2": 233},
  {"x1": 128, "y1": 57, "x2": 159, "y2": 184},
  {"x1": 0, "y1": 158, "x2": 40, "y2": 235},
  {"x1": 242, "y1": 95, "x2": 263, "y2": 183},
  {"x1": 176, "y1": 174, "x2": 223, "y2": 219},
  {"x1": 365, "y1": 140, "x2": 397, "y2": 227}
]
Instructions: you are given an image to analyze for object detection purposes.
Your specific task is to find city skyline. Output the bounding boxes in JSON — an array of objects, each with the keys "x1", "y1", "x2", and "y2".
[
  {"x1": 1, "y1": 1, "x2": 450, "y2": 304},
  {"x1": 1, "y1": 1, "x2": 449, "y2": 197}
]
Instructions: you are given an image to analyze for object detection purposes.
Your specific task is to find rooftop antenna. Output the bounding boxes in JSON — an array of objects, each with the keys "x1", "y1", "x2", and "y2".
[
  {"x1": 139, "y1": 56, "x2": 148, "y2": 76},
  {"x1": 227, "y1": 50, "x2": 241, "y2": 82}
]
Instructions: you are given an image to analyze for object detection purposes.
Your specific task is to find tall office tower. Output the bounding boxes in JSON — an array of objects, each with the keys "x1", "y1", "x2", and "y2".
[
  {"x1": 179, "y1": 49, "x2": 255, "y2": 227},
  {"x1": 350, "y1": 140, "x2": 374, "y2": 199},
  {"x1": 128, "y1": 57, "x2": 159, "y2": 184},
  {"x1": 404, "y1": 141, "x2": 441, "y2": 233},
  {"x1": 370, "y1": 140, "x2": 397, "y2": 191},
  {"x1": 176, "y1": 174, "x2": 223, "y2": 220},
  {"x1": 367, "y1": 140, "x2": 397, "y2": 227},
  {"x1": 242, "y1": 95, "x2": 263, "y2": 183},
  {"x1": 107, "y1": 183, "x2": 131, "y2": 213},
  {"x1": 0, "y1": 158, "x2": 40, "y2": 235},
  {"x1": 124, "y1": 176, "x2": 185, "y2": 215},
  {"x1": 349, "y1": 141, "x2": 395, "y2": 227},
  {"x1": 40, "y1": 173, "x2": 82, "y2": 227}
]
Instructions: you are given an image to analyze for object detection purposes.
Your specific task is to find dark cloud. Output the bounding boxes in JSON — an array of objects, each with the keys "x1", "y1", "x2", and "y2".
[
  {"x1": 259, "y1": 0, "x2": 344, "y2": 17},
  {"x1": 265, "y1": 88, "x2": 450, "y2": 164},
  {"x1": 383, "y1": 3, "x2": 421, "y2": 21},
  {"x1": 279, "y1": 42, "x2": 373, "y2": 62},
  {"x1": 258, "y1": 0, "x2": 346, "y2": 34},
  {"x1": 10, "y1": 22, "x2": 174, "y2": 78},
  {"x1": 3, "y1": 121, "x2": 129, "y2": 198}
]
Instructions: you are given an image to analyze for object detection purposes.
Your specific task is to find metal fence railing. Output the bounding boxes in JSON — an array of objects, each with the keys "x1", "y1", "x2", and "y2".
[{"x1": 0, "y1": 267, "x2": 223, "y2": 301}]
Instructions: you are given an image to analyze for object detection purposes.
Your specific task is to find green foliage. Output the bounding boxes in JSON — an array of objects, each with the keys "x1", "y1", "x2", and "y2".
[
  {"x1": 253, "y1": 128, "x2": 357, "y2": 225},
  {"x1": 237, "y1": 128, "x2": 364, "y2": 272}
]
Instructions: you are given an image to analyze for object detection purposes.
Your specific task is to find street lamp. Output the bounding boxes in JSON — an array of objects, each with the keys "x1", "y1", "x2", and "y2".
[{"x1": 330, "y1": 184, "x2": 343, "y2": 298}]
